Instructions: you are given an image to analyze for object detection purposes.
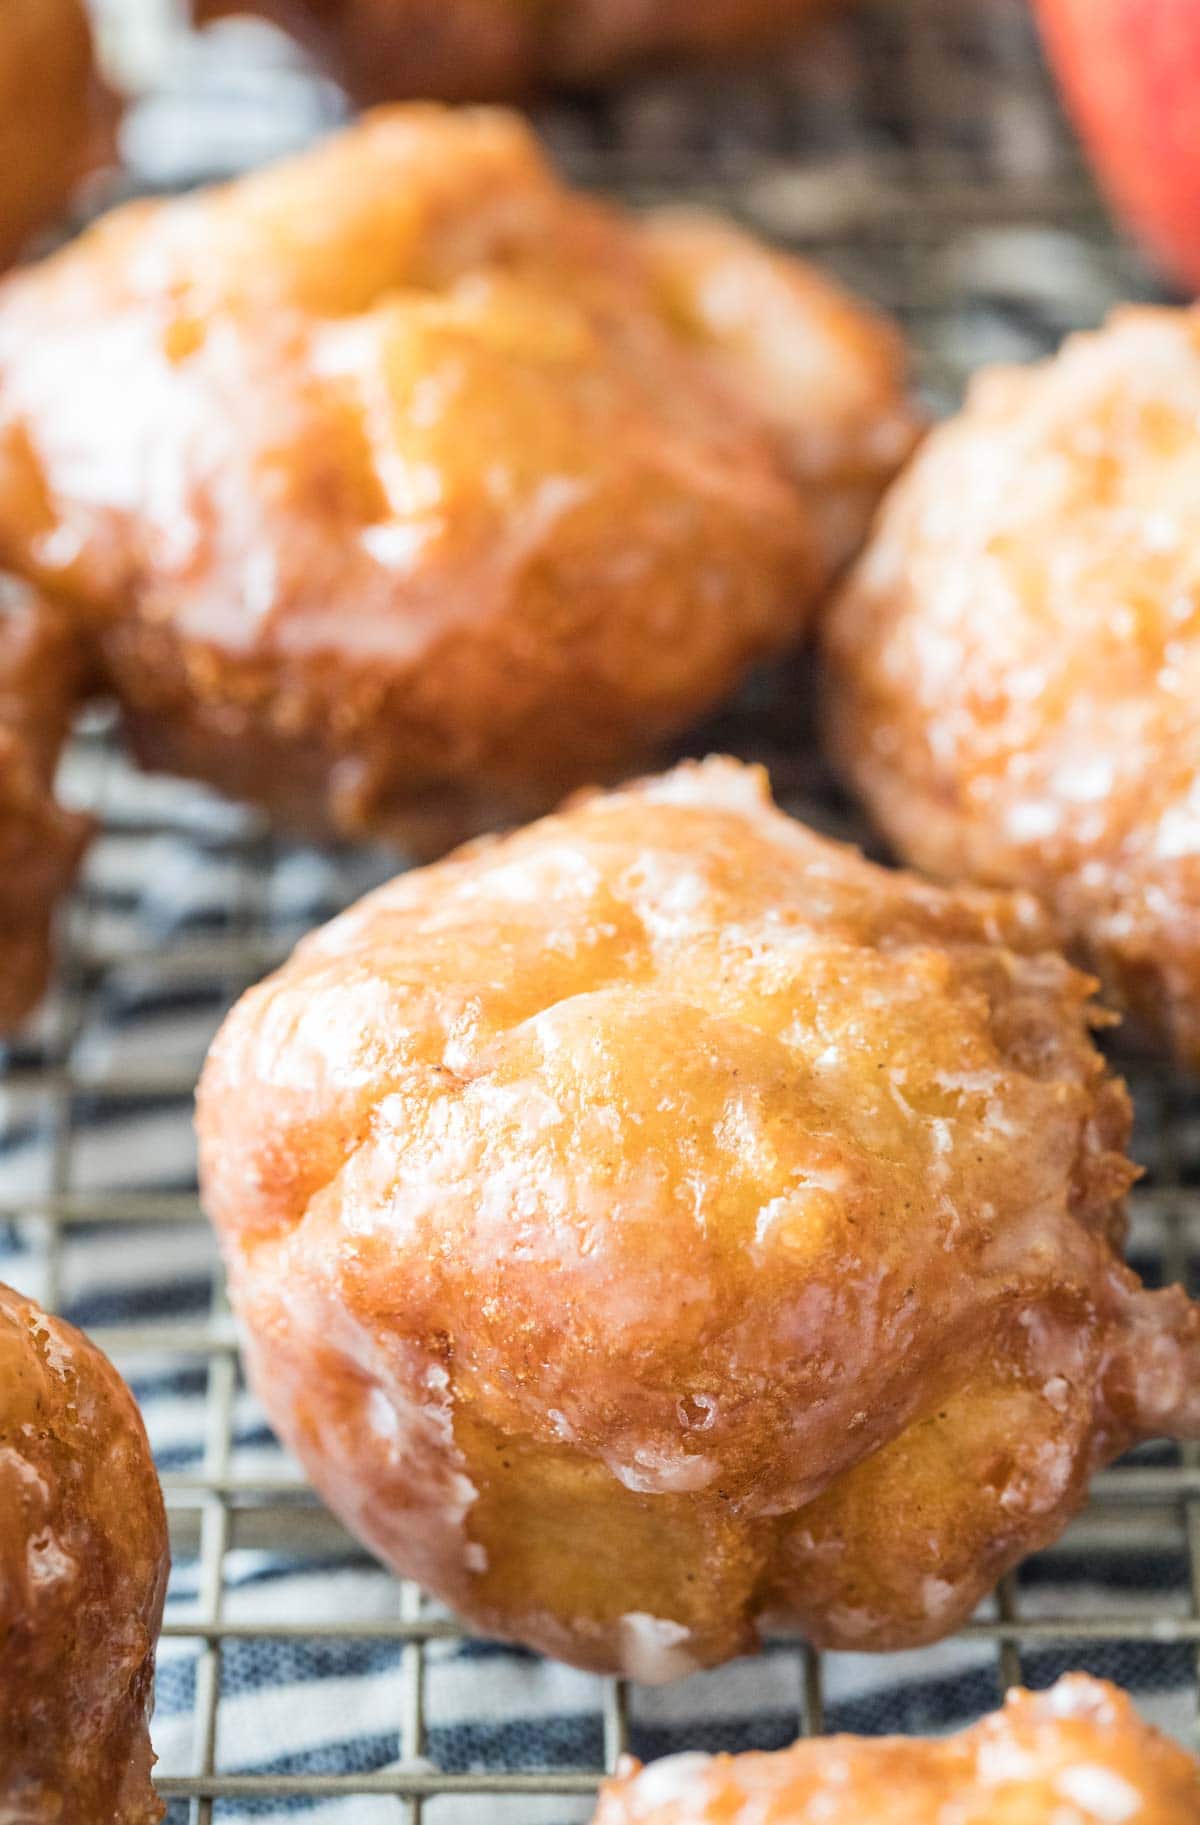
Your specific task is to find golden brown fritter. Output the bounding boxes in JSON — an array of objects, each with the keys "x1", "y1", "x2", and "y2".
[
  {"x1": 0, "y1": 104, "x2": 914, "y2": 868},
  {"x1": 0, "y1": 579, "x2": 91, "y2": 1032},
  {"x1": 196, "y1": 757, "x2": 1199, "y2": 1680},
  {"x1": 0, "y1": 0, "x2": 104, "y2": 269},
  {"x1": 194, "y1": 0, "x2": 835, "y2": 103},
  {"x1": 824, "y1": 305, "x2": 1200, "y2": 1069},
  {"x1": 0, "y1": 1281, "x2": 168, "y2": 1823},
  {"x1": 592, "y1": 1677, "x2": 1200, "y2": 1823}
]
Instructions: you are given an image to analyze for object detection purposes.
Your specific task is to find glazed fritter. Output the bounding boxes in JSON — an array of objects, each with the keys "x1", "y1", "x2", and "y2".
[
  {"x1": 1, "y1": 1281, "x2": 168, "y2": 1823},
  {"x1": 825, "y1": 305, "x2": 1200, "y2": 1068},
  {"x1": 0, "y1": 579, "x2": 91, "y2": 1031},
  {"x1": 593, "y1": 1677, "x2": 1200, "y2": 1822},
  {"x1": 196, "y1": 757, "x2": 1198, "y2": 1679},
  {"x1": 0, "y1": 0, "x2": 104, "y2": 269},
  {"x1": 0, "y1": 105, "x2": 913, "y2": 877},
  {"x1": 194, "y1": 0, "x2": 835, "y2": 103}
]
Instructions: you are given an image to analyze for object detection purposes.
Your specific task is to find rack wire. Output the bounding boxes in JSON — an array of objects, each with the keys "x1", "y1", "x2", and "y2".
[{"x1": 2, "y1": 0, "x2": 1198, "y2": 1819}]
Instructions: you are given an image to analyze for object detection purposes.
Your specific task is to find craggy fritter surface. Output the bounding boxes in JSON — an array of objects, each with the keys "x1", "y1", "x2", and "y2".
[
  {"x1": 194, "y1": 0, "x2": 833, "y2": 103},
  {"x1": 0, "y1": 1282, "x2": 168, "y2": 1823},
  {"x1": 197, "y1": 757, "x2": 1200, "y2": 1679},
  {"x1": 825, "y1": 306, "x2": 1200, "y2": 1069},
  {"x1": 0, "y1": 104, "x2": 915, "y2": 869},
  {"x1": 0, "y1": 578, "x2": 91, "y2": 1031},
  {"x1": 592, "y1": 1676, "x2": 1200, "y2": 1822},
  {"x1": 0, "y1": 0, "x2": 101, "y2": 269}
]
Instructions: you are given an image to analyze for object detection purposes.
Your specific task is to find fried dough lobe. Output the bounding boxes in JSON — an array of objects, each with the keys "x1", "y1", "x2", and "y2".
[
  {"x1": 593, "y1": 1677, "x2": 1200, "y2": 1822},
  {"x1": 0, "y1": 1281, "x2": 167, "y2": 1822},
  {"x1": 198, "y1": 758, "x2": 1198, "y2": 1678}
]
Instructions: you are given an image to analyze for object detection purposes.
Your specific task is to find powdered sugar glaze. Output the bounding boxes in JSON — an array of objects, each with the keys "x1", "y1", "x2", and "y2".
[
  {"x1": 198, "y1": 759, "x2": 1200, "y2": 1677},
  {"x1": 592, "y1": 1676, "x2": 1200, "y2": 1821}
]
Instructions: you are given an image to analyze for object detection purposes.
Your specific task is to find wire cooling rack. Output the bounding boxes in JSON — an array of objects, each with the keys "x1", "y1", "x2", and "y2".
[{"x1": 3, "y1": 1, "x2": 1199, "y2": 1819}]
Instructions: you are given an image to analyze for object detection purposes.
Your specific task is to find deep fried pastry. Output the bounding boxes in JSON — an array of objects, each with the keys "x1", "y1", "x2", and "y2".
[
  {"x1": 0, "y1": 578, "x2": 91, "y2": 1031},
  {"x1": 824, "y1": 305, "x2": 1200, "y2": 1068},
  {"x1": 1, "y1": 1281, "x2": 167, "y2": 1822},
  {"x1": 0, "y1": 0, "x2": 103, "y2": 269},
  {"x1": 0, "y1": 105, "x2": 914, "y2": 868},
  {"x1": 592, "y1": 1676, "x2": 1200, "y2": 1822},
  {"x1": 196, "y1": 757, "x2": 1200, "y2": 1679},
  {"x1": 193, "y1": 0, "x2": 835, "y2": 103}
]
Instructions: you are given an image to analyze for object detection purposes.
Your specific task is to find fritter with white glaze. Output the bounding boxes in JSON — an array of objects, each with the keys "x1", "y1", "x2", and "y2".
[
  {"x1": 197, "y1": 758, "x2": 1199, "y2": 1678},
  {"x1": 593, "y1": 1677, "x2": 1200, "y2": 1821},
  {"x1": 826, "y1": 305, "x2": 1200, "y2": 1067}
]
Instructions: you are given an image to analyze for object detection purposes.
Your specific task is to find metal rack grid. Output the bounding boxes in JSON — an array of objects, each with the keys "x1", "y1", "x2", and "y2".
[{"x1": 3, "y1": 0, "x2": 1199, "y2": 1818}]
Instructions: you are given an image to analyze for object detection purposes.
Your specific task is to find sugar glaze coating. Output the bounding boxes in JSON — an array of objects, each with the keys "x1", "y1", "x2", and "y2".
[
  {"x1": 198, "y1": 758, "x2": 1200, "y2": 1677},
  {"x1": 593, "y1": 1676, "x2": 1200, "y2": 1822},
  {"x1": 0, "y1": 105, "x2": 914, "y2": 869},
  {"x1": 0, "y1": 1281, "x2": 168, "y2": 1822},
  {"x1": 826, "y1": 305, "x2": 1200, "y2": 1067}
]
